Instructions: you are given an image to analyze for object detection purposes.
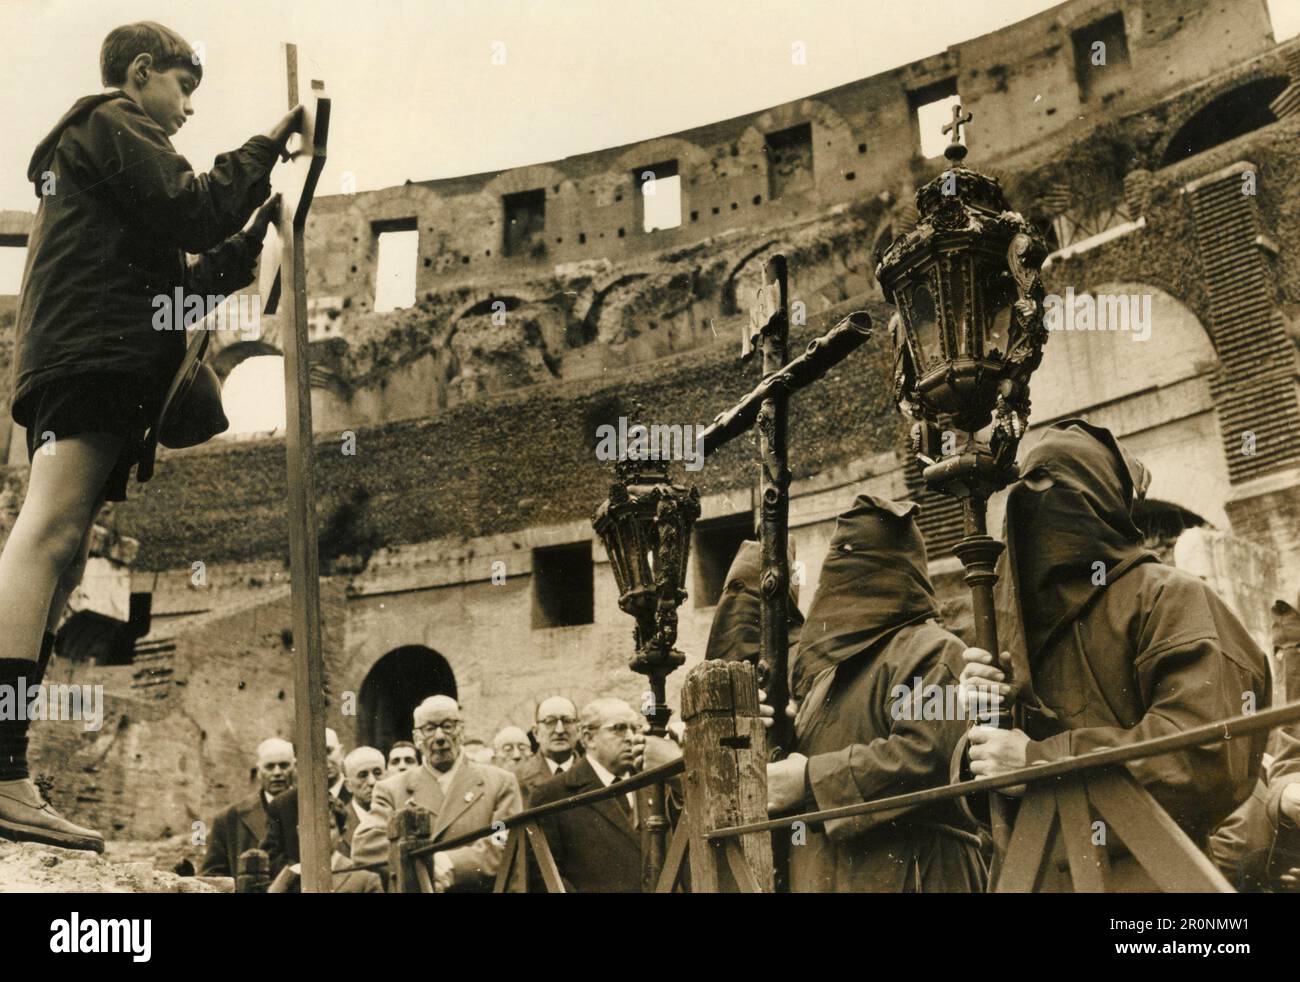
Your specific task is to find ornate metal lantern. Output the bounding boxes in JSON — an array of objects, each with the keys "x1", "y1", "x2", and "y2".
[
  {"x1": 877, "y1": 107, "x2": 1049, "y2": 859},
  {"x1": 876, "y1": 106, "x2": 1050, "y2": 473},
  {"x1": 878, "y1": 106, "x2": 1049, "y2": 710},
  {"x1": 592, "y1": 453, "x2": 699, "y2": 891},
  {"x1": 591, "y1": 455, "x2": 700, "y2": 734}
]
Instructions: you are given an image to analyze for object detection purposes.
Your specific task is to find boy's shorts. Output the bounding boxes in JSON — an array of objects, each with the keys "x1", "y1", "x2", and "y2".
[{"x1": 17, "y1": 374, "x2": 163, "y2": 503}]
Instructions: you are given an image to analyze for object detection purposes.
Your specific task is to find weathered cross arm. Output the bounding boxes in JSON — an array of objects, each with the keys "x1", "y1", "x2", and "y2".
[{"x1": 700, "y1": 309, "x2": 873, "y2": 457}]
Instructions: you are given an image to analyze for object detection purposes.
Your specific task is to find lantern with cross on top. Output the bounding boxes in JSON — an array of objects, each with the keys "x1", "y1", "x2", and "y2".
[
  {"x1": 875, "y1": 104, "x2": 1049, "y2": 707},
  {"x1": 875, "y1": 103, "x2": 1049, "y2": 858}
]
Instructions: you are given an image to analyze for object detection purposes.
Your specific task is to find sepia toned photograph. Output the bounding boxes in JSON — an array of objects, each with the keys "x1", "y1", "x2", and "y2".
[{"x1": 0, "y1": 0, "x2": 1298, "y2": 960}]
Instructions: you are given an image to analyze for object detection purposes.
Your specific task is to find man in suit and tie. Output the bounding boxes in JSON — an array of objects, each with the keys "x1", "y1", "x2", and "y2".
[
  {"x1": 325, "y1": 727, "x2": 351, "y2": 805},
  {"x1": 530, "y1": 698, "x2": 648, "y2": 892},
  {"x1": 352, "y1": 695, "x2": 523, "y2": 892},
  {"x1": 515, "y1": 695, "x2": 580, "y2": 805},
  {"x1": 262, "y1": 726, "x2": 353, "y2": 875},
  {"x1": 267, "y1": 795, "x2": 384, "y2": 894},
  {"x1": 340, "y1": 746, "x2": 385, "y2": 856},
  {"x1": 200, "y1": 737, "x2": 294, "y2": 876}
]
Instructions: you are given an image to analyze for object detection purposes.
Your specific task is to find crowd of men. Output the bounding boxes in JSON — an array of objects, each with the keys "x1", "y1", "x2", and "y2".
[
  {"x1": 200, "y1": 691, "x2": 675, "y2": 892},
  {"x1": 198, "y1": 421, "x2": 1300, "y2": 893}
]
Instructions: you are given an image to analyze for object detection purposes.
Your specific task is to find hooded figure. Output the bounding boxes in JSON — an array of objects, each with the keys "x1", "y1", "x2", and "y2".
[
  {"x1": 783, "y1": 495, "x2": 986, "y2": 893},
  {"x1": 993, "y1": 419, "x2": 1269, "y2": 887},
  {"x1": 1208, "y1": 607, "x2": 1300, "y2": 892},
  {"x1": 705, "y1": 539, "x2": 804, "y2": 687}
]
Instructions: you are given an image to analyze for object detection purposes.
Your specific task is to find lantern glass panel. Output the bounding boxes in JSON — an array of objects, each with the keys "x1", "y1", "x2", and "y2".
[
  {"x1": 910, "y1": 282, "x2": 942, "y2": 369},
  {"x1": 946, "y1": 257, "x2": 969, "y2": 357},
  {"x1": 987, "y1": 304, "x2": 1012, "y2": 359},
  {"x1": 982, "y1": 268, "x2": 1015, "y2": 359}
]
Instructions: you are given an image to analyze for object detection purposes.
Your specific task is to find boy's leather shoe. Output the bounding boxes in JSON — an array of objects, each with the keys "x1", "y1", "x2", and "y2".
[{"x1": 0, "y1": 778, "x2": 104, "y2": 853}]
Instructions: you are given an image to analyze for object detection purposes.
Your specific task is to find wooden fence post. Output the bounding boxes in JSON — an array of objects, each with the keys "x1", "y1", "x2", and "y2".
[
  {"x1": 235, "y1": 849, "x2": 270, "y2": 894},
  {"x1": 388, "y1": 808, "x2": 433, "y2": 894},
  {"x1": 680, "y1": 659, "x2": 774, "y2": 892}
]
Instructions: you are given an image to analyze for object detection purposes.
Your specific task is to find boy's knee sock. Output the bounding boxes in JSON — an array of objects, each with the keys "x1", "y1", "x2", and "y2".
[
  {"x1": 0, "y1": 658, "x2": 36, "y2": 781},
  {"x1": 34, "y1": 631, "x2": 56, "y2": 688}
]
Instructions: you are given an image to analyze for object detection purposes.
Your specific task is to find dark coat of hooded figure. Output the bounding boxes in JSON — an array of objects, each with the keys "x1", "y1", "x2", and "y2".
[
  {"x1": 781, "y1": 495, "x2": 986, "y2": 893},
  {"x1": 989, "y1": 419, "x2": 1270, "y2": 888}
]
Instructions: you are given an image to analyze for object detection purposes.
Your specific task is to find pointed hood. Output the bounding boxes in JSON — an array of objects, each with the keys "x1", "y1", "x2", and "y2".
[
  {"x1": 790, "y1": 495, "x2": 937, "y2": 700},
  {"x1": 995, "y1": 419, "x2": 1157, "y2": 676},
  {"x1": 704, "y1": 538, "x2": 803, "y2": 674},
  {"x1": 28, "y1": 91, "x2": 131, "y2": 193}
]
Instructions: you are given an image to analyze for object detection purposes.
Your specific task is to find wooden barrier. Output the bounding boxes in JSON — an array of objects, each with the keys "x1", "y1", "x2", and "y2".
[
  {"x1": 679, "y1": 660, "x2": 774, "y2": 892},
  {"x1": 235, "y1": 849, "x2": 270, "y2": 894},
  {"x1": 387, "y1": 807, "x2": 432, "y2": 894}
]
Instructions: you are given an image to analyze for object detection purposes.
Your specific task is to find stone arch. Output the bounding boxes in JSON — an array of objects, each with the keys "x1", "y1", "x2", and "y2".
[
  {"x1": 615, "y1": 137, "x2": 708, "y2": 223},
  {"x1": 574, "y1": 272, "x2": 650, "y2": 344},
  {"x1": 614, "y1": 136, "x2": 710, "y2": 178},
  {"x1": 1158, "y1": 74, "x2": 1290, "y2": 168},
  {"x1": 363, "y1": 183, "x2": 446, "y2": 225},
  {"x1": 357, "y1": 645, "x2": 458, "y2": 755},
  {"x1": 209, "y1": 339, "x2": 283, "y2": 382},
  {"x1": 483, "y1": 163, "x2": 571, "y2": 200},
  {"x1": 1027, "y1": 280, "x2": 1229, "y2": 526},
  {"x1": 449, "y1": 287, "x2": 549, "y2": 325},
  {"x1": 752, "y1": 97, "x2": 854, "y2": 147},
  {"x1": 722, "y1": 240, "x2": 782, "y2": 316},
  {"x1": 1031, "y1": 280, "x2": 1216, "y2": 423}
]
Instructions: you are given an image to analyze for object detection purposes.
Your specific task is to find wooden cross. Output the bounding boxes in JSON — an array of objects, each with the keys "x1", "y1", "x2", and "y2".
[
  {"x1": 264, "y1": 42, "x2": 334, "y2": 895},
  {"x1": 942, "y1": 103, "x2": 972, "y2": 149}
]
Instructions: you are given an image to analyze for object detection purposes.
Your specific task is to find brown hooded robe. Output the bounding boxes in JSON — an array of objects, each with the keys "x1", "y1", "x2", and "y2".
[
  {"x1": 994, "y1": 420, "x2": 1269, "y2": 889},
  {"x1": 784, "y1": 495, "x2": 986, "y2": 892}
]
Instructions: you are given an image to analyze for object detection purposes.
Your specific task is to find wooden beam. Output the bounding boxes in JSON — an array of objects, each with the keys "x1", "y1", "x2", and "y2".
[
  {"x1": 993, "y1": 785, "x2": 1057, "y2": 893},
  {"x1": 1087, "y1": 769, "x2": 1233, "y2": 893},
  {"x1": 277, "y1": 41, "x2": 333, "y2": 895},
  {"x1": 1055, "y1": 779, "x2": 1109, "y2": 892}
]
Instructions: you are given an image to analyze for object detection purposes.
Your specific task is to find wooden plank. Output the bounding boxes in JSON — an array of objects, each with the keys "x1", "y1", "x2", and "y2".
[
  {"x1": 492, "y1": 828, "x2": 523, "y2": 894},
  {"x1": 1054, "y1": 779, "x2": 1108, "y2": 893},
  {"x1": 1086, "y1": 768, "x2": 1234, "y2": 893},
  {"x1": 654, "y1": 811, "x2": 691, "y2": 893},
  {"x1": 387, "y1": 807, "x2": 431, "y2": 894},
  {"x1": 414, "y1": 858, "x2": 436, "y2": 894},
  {"x1": 278, "y1": 41, "x2": 334, "y2": 895},
  {"x1": 524, "y1": 820, "x2": 566, "y2": 894},
  {"x1": 680, "y1": 660, "x2": 773, "y2": 892},
  {"x1": 724, "y1": 837, "x2": 765, "y2": 893},
  {"x1": 994, "y1": 785, "x2": 1057, "y2": 893}
]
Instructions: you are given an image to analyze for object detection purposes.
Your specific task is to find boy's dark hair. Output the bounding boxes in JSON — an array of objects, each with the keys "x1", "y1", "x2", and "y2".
[{"x1": 100, "y1": 21, "x2": 202, "y2": 87}]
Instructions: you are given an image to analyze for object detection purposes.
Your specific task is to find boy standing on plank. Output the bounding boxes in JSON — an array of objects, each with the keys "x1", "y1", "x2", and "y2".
[{"x1": 0, "y1": 22, "x2": 301, "y2": 851}]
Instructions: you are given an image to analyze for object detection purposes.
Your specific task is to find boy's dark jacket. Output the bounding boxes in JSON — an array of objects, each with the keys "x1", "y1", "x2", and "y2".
[{"x1": 13, "y1": 92, "x2": 277, "y2": 415}]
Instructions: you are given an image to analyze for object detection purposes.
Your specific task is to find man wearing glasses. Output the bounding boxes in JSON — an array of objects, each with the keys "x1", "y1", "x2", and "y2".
[
  {"x1": 351, "y1": 694, "x2": 523, "y2": 892},
  {"x1": 516, "y1": 695, "x2": 580, "y2": 805},
  {"x1": 530, "y1": 698, "x2": 650, "y2": 892}
]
